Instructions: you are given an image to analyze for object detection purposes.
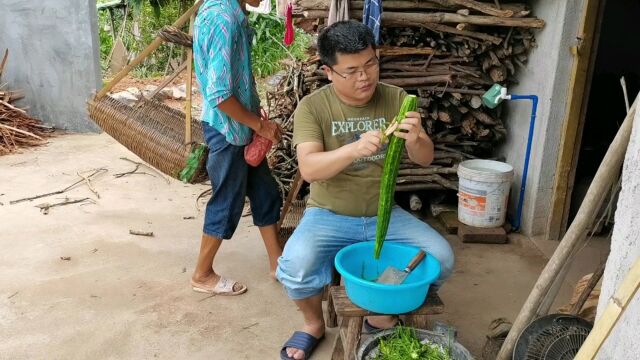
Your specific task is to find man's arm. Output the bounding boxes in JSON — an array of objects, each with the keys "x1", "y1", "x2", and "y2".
[
  {"x1": 218, "y1": 96, "x2": 281, "y2": 143},
  {"x1": 196, "y1": 12, "x2": 281, "y2": 143},
  {"x1": 297, "y1": 131, "x2": 383, "y2": 183}
]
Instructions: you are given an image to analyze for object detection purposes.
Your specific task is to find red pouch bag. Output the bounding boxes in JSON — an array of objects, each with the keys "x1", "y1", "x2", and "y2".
[{"x1": 244, "y1": 109, "x2": 274, "y2": 167}]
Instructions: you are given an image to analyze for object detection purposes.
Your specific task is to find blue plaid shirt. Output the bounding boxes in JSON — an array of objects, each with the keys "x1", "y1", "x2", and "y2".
[
  {"x1": 362, "y1": 0, "x2": 382, "y2": 44},
  {"x1": 193, "y1": 0, "x2": 260, "y2": 145}
]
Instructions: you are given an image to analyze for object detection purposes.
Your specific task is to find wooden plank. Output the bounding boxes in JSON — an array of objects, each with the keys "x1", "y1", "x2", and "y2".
[
  {"x1": 458, "y1": 223, "x2": 508, "y2": 244},
  {"x1": 331, "y1": 334, "x2": 345, "y2": 360},
  {"x1": 438, "y1": 211, "x2": 461, "y2": 234},
  {"x1": 330, "y1": 286, "x2": 444, "y2": 317},
  {"x1": 558, "y1": 0, "x2": 608, "y2": 237},
  {"x1": 574, "y1": 258, "x2": 640, "y2": 359},
  {"x1": 343, "y1": 317, "x2": 363, "y2": 360},
  {"x1": 545, "y1": 0, "x2": 602, "y2": 241}
]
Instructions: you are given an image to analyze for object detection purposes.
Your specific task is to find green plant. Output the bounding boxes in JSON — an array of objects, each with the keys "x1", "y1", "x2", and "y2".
[
  {"x1": 97, "y1": 0, "x2": 187, "y2": 77},
  {"x1": 249, "y1": 12, "x2": 311, "y2": 77},
  {"x1": 98, "y1": 2, "x2": 310, "y2": 79},
  {"x1": 376, "y1": 327, "x2": 453, "y2": 360},
  {"x1": 374, "y1": 95, "x2": 418, "y2": 259}
]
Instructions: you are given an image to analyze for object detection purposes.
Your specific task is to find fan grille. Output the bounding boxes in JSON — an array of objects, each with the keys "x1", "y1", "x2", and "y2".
[
  {"x1": 525, "y1": 324, "x2": 590, "y2": 360},
  {"x1": 515, "y1": 314, "x2": 592, "y2": 360}
]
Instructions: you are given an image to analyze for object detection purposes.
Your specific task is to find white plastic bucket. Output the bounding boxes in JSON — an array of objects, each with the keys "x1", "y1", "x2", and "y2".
[{"x1": 457, "y1": 159, "x2": 514, "y2": 228}]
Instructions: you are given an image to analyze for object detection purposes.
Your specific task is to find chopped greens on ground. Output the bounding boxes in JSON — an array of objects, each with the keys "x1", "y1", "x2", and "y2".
[{"x1": 375, "y1": 327, "x2": 453, "y2": 360}]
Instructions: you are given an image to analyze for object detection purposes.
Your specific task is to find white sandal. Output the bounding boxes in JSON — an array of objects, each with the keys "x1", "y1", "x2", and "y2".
[{"x1": 191, "y1": 276, "x2": 247, "y2": 296}]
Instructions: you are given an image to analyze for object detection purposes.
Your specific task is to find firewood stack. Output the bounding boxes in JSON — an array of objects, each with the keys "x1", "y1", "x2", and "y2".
[
  {"x1": 0, "y1": 50, "x2": 54, "y2": 156},
  {"x1": 268, "y1": 1, "x2": 543, "y2": 197},
  {"x1": 266, "y1": 62, "x2": 307, "y2": 199}
]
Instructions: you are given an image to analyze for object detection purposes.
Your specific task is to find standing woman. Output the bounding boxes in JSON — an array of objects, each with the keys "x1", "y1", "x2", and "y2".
[{"x1": 191, "y1": 0, "x2": 283, "y2": 295}]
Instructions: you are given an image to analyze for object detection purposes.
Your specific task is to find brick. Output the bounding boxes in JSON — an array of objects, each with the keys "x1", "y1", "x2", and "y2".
[{"x1": 457, "y1": 223, "x2": 508, "y2": 244}]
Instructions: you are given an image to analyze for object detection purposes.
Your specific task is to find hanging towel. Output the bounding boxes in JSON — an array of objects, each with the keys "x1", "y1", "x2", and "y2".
[
  {"x1": 284, "y1": 1, "x2": 295, "y2": 46},
  {"x1": 362, "y1": 0, "x2": 382, "y2": 44},
  {"x1": 328, "y1": 0, "x2": 349, "y2": 26}
]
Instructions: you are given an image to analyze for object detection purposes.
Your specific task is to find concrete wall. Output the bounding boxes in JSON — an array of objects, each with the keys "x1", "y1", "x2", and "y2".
[
  {"x1": 594, "y1": 108, "x2": 640, "y2": 359},
  {"x1": 0, "y1": 0, "x2": 102, "y2": 132},
  {"x1": 498, "y1": 0, "x2": 585, "y2": 236}
]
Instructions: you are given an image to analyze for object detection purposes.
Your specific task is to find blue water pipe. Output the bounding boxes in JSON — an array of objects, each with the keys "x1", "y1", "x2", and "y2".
[
  {"x1": 508, "y1": 94, "x2": 538, "y2": 231},
  {"x1": 482, "y1": 85, "x2": 538, "y2": 231}
]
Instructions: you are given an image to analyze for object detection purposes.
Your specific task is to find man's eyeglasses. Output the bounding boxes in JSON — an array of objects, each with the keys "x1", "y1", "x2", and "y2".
[{"x1": 328, "y1": 58, "x2": 380, "y2": 81}]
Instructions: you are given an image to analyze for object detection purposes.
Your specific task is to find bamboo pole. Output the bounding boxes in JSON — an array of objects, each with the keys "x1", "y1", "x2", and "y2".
[
  {"x1": 574, "y1": 257, "x2": 640, "y2": 359},
  {"x1": 145, "y1": 60, "x2": 189, "y2": 100},
  {"x1": 496, "y1": 95, "x2": 638, "y2": 360},
  {"x1": 184, "y1": 12, "x2": 195, "y2": 145},
  {"x1": 96, "y1": 0, "x2": 203, "y2": 99}
]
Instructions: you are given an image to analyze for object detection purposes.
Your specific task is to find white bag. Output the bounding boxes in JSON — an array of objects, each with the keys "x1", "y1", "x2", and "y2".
[{"x1": 246, "y1": 0, "x2": 271, "y2": 14}]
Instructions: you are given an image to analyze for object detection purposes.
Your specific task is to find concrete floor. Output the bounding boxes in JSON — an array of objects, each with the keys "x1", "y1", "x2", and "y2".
[{"x1": 0, "y1": 133, "x2": 605, "y2": 359}]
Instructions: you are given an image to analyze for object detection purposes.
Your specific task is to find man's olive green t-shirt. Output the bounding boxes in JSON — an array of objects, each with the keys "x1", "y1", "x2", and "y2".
[{"x1": 293, "y1": 83, "x2": 407, "y2": 217}]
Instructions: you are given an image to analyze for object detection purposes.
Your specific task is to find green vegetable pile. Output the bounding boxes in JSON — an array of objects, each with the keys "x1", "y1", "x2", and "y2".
[{"x1": 375, "y1": 327, "x2": 453, "y2": 360}]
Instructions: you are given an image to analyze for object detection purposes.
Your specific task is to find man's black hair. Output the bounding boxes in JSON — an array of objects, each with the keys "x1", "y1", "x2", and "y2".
[{"x1": 317, "y1": 20, "x2": 376, "y2": 66}]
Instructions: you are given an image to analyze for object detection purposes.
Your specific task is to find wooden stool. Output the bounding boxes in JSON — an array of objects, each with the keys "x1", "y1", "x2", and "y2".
[{"x1": 329, "y1": 286, "x2": 444, "y2": 360}]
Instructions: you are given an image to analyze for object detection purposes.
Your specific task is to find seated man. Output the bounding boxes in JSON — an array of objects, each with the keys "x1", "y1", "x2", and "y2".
[{"x1": 276, "y1": 20, "x2": 455, "y2": 360}]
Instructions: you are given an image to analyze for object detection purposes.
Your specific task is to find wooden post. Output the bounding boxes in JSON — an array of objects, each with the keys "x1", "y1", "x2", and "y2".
[
  {"x1": 496, "y1": 96, "x2": 638, "y2": 360},
  {"x1": 184, "y1": 12, "x2": 196, "y2": 146},
  {"x1": 545, "y1": 0, "x2": 601, "y2": 240},
  {"x1": 96, "y1": 0, "x2": 203, "y2": 99},
  {"x1": 574, "y1": 258, "x2": 640, "y2": 359}
]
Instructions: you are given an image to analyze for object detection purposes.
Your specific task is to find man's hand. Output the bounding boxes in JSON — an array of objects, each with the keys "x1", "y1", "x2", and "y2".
[
  {"x1": 256, "y1": 120, "x2": 282, "y2": 144},
  {"x1": 393, "y1": 111, "x2": 423, "y2": 147},
  {"x1": 351, "y1": 130, "x2": 383, "y2": 159}
]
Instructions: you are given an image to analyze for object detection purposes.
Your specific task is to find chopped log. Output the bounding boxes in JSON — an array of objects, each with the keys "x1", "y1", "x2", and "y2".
[
  {"x1": 349, "y1": 11, "x2": 545, "y2": 28},
  {"x1": 378, "y1": 46, "x2": 438, "y2": 57},
  {"x1": 431, "y1": 174, "x2": 459, "y2": 189},
  {"x1": 438, "y1": 111, "x2": 452, "y2": 123},
  {"x1": 398, "y1": 167, "x2": 459, "y2": 176},
  {"x1": 461, "y1": 114, "x2": 476, "y2": 135},
  {"x1": 382, "y1": 70, "x2": 455, "y2": 78},
  {"x1": 421, "y1": 86, "x2": 486, "y2": 96},
  {"x1": 470, "y1": 95, "x2": 483, "y2": 108},
  {"x1": 382, "y1": 75, "x2": 453, "y2": 87},
  {"x1": 296, "y1": 0, "x2": 449, "y2": 11},
  {"x1": 489, "y1": 65, "x2": 508, "y2": 82},
  {"x1": 385, "y1": 21, "x2": 502, "y2": 45},
  {"x1": 296, "y1": 0, "x2": 529, "y2": 16},
  {"x1": 396, "y1": 183, "x2": 448, "y2": 192},
  {"x1": 470, "y1": 109, "x2": 497, "y2": 125},
  {"x1": 429, "y1": 0, "x2": 514, "y2": 17},
  {"x1": 397, "y1": 174, "x2": 460, "y2": 190},
  {"x1": 303, "y1": 10, "x2": 544, "y2": 28}
]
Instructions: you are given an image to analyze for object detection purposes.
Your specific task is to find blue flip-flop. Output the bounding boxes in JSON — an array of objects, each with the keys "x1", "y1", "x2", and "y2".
[
  {"x1": 280, "y1": 331, "x2": 324, "y2": 360},
  {"x1": 363, "y1": 318, "x2": 404, "y2": 334}
]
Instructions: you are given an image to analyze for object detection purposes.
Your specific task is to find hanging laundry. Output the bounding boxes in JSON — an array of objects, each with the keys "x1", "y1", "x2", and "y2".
[
  {"x1": 362, "y1": 0, "x2": 382, "y2": 44},
  {"x1": 284, "y1": 1, "x2": 295, "y2": 45},
  {"x1": 328, "y1": 0, "x2": 349, "y2": 26}
]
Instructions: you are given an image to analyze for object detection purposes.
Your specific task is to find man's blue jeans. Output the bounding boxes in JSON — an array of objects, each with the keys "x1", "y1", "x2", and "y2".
[{"x1": 276, "y1": 206, "x2": 455, "y2": 300}]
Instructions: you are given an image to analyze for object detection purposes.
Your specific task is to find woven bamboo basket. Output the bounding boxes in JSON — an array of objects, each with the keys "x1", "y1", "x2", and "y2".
[
  {"x1": 278, "y1": 199, "x2": 306, "y2": 247},
  {"x1": 87, "y1": 1, "x2": 207, "y2": 183},
  {"x1": 88, "y1": 95, "x2": 208, "y2": 182}
]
